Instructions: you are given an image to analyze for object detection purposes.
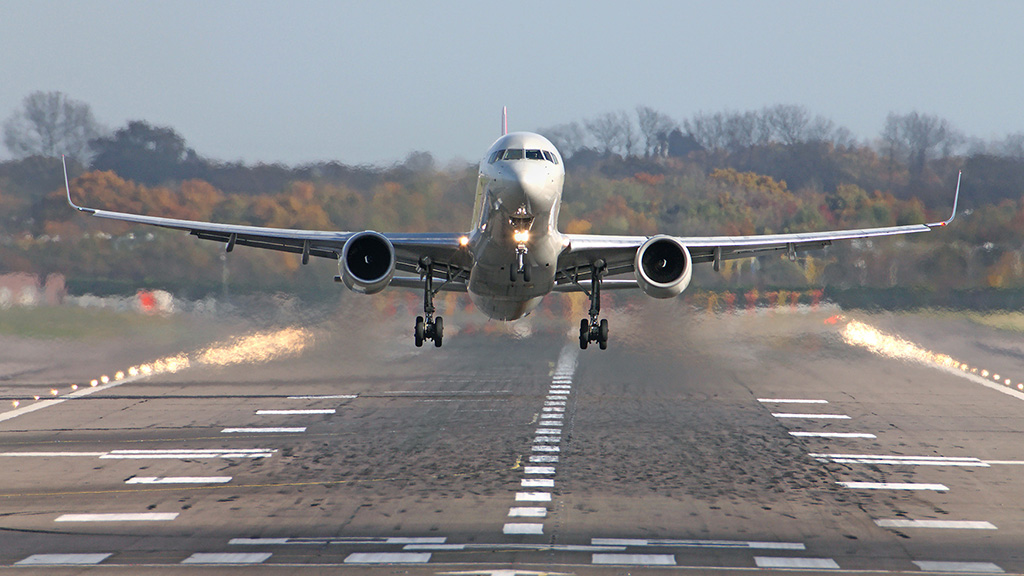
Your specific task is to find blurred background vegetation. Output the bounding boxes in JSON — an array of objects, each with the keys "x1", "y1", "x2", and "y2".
[{"x1": 3, "y1": 91, "x2": 1023, "y2": 309}]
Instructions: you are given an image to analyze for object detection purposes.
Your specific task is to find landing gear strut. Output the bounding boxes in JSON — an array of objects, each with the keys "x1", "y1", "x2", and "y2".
[
  {"x1": 578, "y1": 260, "x2": 609, "y2": 350},
  {"x1": 415, "y1": 257, "x2": 443, "y2": 348}
]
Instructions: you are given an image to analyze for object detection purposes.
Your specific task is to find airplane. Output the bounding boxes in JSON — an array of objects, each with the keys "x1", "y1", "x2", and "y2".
[{"x1": 63, "y1": 110, "x2": 961, "y2": 350}]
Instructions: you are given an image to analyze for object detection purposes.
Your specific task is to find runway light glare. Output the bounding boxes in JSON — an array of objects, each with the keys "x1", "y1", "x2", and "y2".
[
  {"x1": 71, "y1": 384, "x2": 78, "y2": 391},
  {"x1": 100, "y1": 376, "x2": 110, "y2": 384},
  {"x1": 841, "y1": 319, "x2": 1019, "y2": 391},
  {"x1": 90, "y1": 380, "x2": 98, "y2": 387},
  {"x1": 129, "y1": 367, "x2": 139, "y2": 377},
  {"x1": 49, "y1": 389, "x2": 59, "y2": 396},
  {"x1": 196, "y1": 327, "x2": 312, "y2": 367},
  {"x1": 11, "y1": 400, "x2": 18, "y2": 408}
]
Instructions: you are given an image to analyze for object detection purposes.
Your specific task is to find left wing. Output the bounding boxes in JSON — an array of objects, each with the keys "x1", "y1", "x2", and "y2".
[
  {"x1": 555, "y1": 172, "x2": 961, "y2": 287},
  {"x1": 63, "y1": 158, "x2": 471, "y2": 282}
]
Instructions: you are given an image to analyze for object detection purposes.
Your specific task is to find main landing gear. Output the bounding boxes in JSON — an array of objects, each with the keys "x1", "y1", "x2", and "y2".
[
  {"x1": 415, "y1": 257, "x2": 443, "y2": 348},
  {"x1": 578, "y1": 260, "x2": 609, "y2": 350}
]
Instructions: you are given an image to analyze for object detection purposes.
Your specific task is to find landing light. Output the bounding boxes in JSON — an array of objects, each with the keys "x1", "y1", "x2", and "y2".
[
  {"x1": 459, "y1": 236, "x2": 469, "y2": 247},
  {"x1": 513, "y1": 230, "x2": 530, "y2": 244}
]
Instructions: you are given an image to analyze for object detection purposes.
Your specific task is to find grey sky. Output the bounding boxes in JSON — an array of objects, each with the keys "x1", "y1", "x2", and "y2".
[{"x1": 3, "y1": 1, "x2": 1023, "y2": 166}]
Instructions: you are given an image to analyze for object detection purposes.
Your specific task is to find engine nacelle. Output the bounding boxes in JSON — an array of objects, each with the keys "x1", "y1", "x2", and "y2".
[
  {"x1": 339, "y1": 231, "x2": 396, "y2": 295},
  {"x1": 634, "y1": 235, "x2": 693, "y2": 299}
]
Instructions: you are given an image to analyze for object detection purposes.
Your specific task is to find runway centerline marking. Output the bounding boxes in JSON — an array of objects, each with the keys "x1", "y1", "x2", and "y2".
[
  {"x1": 221, "y1": 427, "x2": 306, "y2": 433},
  {"x1": 344, "y1": 552, "x2": 431, "y2": 564},
  {"x1": 772, "y1": 413, "x2": 850, "y2": 419},
  {"x1": 754, "y1": 557, "x2": 839, "y2": 569},
  {"x1": 791, "y1": 432, "x2": 876, "y2": 439},
  {"x1": 913, "y1": 561, "x2": 1004, "y2": 573},
  {"x1": 593, "y1": 554, "x2": 676, "y2": 566},
  {"x1": 758, "y1": 398, "x2": 828, "y2": 404},
  {"x1": 256, "y1": 409, "x2": 335, "y2": 415},
  {"x1": 181, "y1": 552, "x2": 272, "y2": 564},
  {"x1": 839, "y1": 482, "x2": 949, "y2": 491},
  {"x1": 16, "y1": 554, "x2": 112, "y2": 565},
  {"x1": 127, "y1": 476, "x2": 232, "y2": 484}
]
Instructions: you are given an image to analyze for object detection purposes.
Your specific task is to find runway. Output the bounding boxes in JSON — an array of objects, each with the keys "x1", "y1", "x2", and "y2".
[{"x1": 1, "y1": 300, "x2": 1024, "y2": 575}]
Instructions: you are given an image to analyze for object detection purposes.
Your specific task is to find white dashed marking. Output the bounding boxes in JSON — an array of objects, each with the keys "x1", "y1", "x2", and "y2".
[
  {"x1": 508, "y1": 507, "x2": 547, "y2": 517},
  {"x1": 127, "y1": 476, "x2": 231, "y2": 484},
  {"x1": 913, "y1": 561, "x2": 1004, "y2": 573},
  {"x1": 516, "y1": 492, "x2": 551, "y2": 502},
  {"x1": 524, "y1": 466, "x2": 555, "y2": 474},
  {"x1": 593, "y1": 554, "x2": 676, "y2": 565},
  {"x1": 839, "y1": 482, "x2": 949, "y2": 491},
  {"x1": 755, "y1": 557, "x2": 839, "y2": 569},
  {"x1": 56, "y1": 513, "x2": 179, "y2": 522},
  {"x1": 504, "y1": 523, "x2": 544, "y2": 534},
  {"x1": 221, "y1": 427, "x2": 306, "y2": 433},
  {"x1": 521, "y1": 478, "x2": 555, "y2": 488},
  {"x1": 758, "y1": 398, "x2": 828, "y2": 404},
  {"x1": 16, "y1": 554, "x2": 112, "y2": 565},
  {"x1": 790, "y1": 432, "x2": 876, "y2": 439},
  {"x1": 532, "y1": 445, "x2": 560, "y2": 452},
  {"x1": 344, "y1": 553, "x2": 431, "y2": 564},
  {"x1": 256, "y1": 409, "x2": 335, "y2": 415},
  {"x1": 771, "y1": 413, "x2": 850, "y2": 419},
  {"x1": 287, "y1": 394, "x2": 357, "y2": 399},
  {"x1": 181, "y1": 553, "x2": 272, "y2": 564},
  {"x1": 536, "y1": 428, "x2": 561, "y2": 435},
  {"x1": 876, "y1": 519, "x2": 996, "y2": 529},
  {"x1": 530, "y1": 455, "x2": 559, "y2": 463},
  {"x1": 534, "y1": 436, "x2": 560, "y2": 443}
]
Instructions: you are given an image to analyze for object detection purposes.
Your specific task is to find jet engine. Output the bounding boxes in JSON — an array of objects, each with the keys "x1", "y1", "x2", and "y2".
[
  {"x1": 339, "y1": 231, "x2": 396, "y2": 294},
  {"x1": 634, "y1": 235, "x2": 693, "y2": 299}
]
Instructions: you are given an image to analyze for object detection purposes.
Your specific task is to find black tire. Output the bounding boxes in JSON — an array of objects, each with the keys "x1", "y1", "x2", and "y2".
[
  {"x1": 433, "y1": 317, "x2": 444, "y2": 348},
  {"x1": 579, "y1": 319, "x2": 590, "y2": 350},
  {"x1": 599, "y1": 319, "x2": 609, "y2": 343},
  {"x1": 414, "y1": 316, "x2": 425, "y2": 347}
]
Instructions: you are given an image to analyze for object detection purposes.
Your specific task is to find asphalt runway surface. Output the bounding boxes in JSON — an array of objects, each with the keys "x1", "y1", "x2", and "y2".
[{"x1": 1, "y1": 300, "x2": 1024, "y2": 575}]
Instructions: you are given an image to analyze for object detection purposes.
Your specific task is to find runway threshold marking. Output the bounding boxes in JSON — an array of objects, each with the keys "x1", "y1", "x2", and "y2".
[
  {"x1": 221, "y1": 427, "x2": 306, "y2": 433},
  {"x1": 812, "y1": 453, "x2": 988, "y2": 467},
  {"x1": 287, "y1": 395, "x2": 357, "y2": 399},
  {"x1": 256, "y1": 409, "x2": 335, "y2": 415},
  {"x1": 791, "y1": 432, "x2": 877, "y2": 439},
  {"x1": 772, "y1": 413, "x2": 850, "y2": 419},
  {"x1": 758, "y1": 399, "x2": 828, "y2": 404},
  {"x1": 344, "y1": 552, "x2": 431, "y2": 564},
  {"x1": 591, "y1": 538, "x2": 805, "y2": 550}
]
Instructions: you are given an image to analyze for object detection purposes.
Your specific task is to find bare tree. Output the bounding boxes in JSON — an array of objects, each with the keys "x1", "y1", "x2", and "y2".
[
  {"x1": 539, "y1": 122, "x2": 588, "y2": 157},
  {"x1": 3, "y1": 91, "x2": 102, "y2": 162},
  {"x1": 636, "y1": 106, "x2": 677, "y2": 157},
  {"x1": 585, "y1": 112, "x2": 629, "y2": 156}
]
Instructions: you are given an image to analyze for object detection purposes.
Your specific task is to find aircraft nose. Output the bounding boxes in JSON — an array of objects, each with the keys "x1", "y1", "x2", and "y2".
[{"x1": 493, "y1": 162, "x2": 556, "y2": 212}]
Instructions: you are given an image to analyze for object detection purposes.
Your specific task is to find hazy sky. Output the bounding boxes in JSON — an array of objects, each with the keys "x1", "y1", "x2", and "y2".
[{"x1": 3, "y1": 1, "x2": 1023, "y2": 166}]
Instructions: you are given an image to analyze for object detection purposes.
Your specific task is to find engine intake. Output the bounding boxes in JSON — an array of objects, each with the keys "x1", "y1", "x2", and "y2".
[
  {"x1": 340, "y1": 231, "x2": 396, "y2": 294},
  {"x1": 634, "y1": 235, "x2": 692, "y2": 299}
]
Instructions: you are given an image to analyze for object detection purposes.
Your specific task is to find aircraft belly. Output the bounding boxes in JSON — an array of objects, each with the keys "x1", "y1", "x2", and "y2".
[{"x1": 468, "y1": 265, "x2": 553, "y2": 321}]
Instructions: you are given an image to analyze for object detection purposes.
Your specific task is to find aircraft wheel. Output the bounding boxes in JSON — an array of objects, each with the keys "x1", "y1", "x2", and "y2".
[
  {"x1": 414, "y1": 316, "x2": 425, "y2": 347},
  {"x1": 599, "y1": 319, "x2": 609, "y2": 346},
  {"x1": 433, "y1": 317, "x2": 444, "y2": 348},
  {"x1": 579, "y1": 319, "x2": 590, "y2": 350}
]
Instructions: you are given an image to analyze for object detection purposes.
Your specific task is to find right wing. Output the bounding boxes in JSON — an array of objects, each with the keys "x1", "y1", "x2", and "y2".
[
  {"x1": 555, "y1": 172, "x2": 961, "y2": 287},
  {"x1": 63, "y1": 158, "x2": 472, "y2": 284}
]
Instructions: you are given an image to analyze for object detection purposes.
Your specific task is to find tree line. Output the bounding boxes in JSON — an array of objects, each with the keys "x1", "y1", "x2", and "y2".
[{"x1": 2, "y1": 91, "x2": 1024, "y2": 303}]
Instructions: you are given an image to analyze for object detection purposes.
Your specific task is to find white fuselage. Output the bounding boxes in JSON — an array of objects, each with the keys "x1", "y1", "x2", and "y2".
[{"x1": 467, "y1": 132, "x2": 566, "y2": 320}]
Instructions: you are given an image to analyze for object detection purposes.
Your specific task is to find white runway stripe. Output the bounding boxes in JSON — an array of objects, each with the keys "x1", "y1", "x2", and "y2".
[
  {"x1": 791, "y1": 432, "x2": 876, "y2": 439},
  {"x1": 256, "y1": 409, "x2": 335, "y2": 415},
  {"x1": 516, "y1": 492, "x2": 551, "y2": 501},
  {"x1": 344, "y1": 553, "x2": 431, "y2": 564},
  {"x1": 56, "y1": 513, "x2": 179, "y2": 522},
  {"x1": 221, "y1": 427, "x2": 306, "y2": 433},
  {"x1": 521, "y1": 478, "x2": 555, "y2": 488},
  {"x1": 16, "y1": 554, "x2": 112, "y2": 565},
  {"x1": 913, "y1": 561, "x2": 1004, "y2": 573},
  {"x1": 0, "y1": 452, "x2": 105, "y2": 457},
  {"x1": 758, "y1": 398, "x2": 828, "y2": 404},
  {"x1": 876, "y1": 519, "x2": 996, "y2": 529},
  {"x1": 772, "y1": 413, "x2": 850, "y2": 419},
  {"x1": 535, "y1": 429, "x2": 561, "y2": 435},
  {"x1": 102, "y1": 449, "x2": 274, "y2": 459},
  {"x1": 504, "y1": 523, "x2": 543, "y2": 534},
  {"x1": 530, "y1": 455, "x2": 558, "y2": 463},
  {"x1": 287, "y1": 394, "x2": 357, "y2": 399},
  {"x1": 524, "y1": 466, "x2": 555, "y2": 474},
  {"x1": 591, "y1": 538, "x2": 804, "y2": 550},
  {"x1": 812, "y1": 453, "x2": 987, "y2": 467},
  {"x1": 839, "y1": 482, "x2": 949, "y2": 491},
  {"x1": 127, "y1": 476, "x2": 232, "y2": 484},
  {"x1": 593, "y1": 554, "x2": 676, "y2": 565},
  {"x1": 534, "y1": 436, "x2": 560, "y2": 443},
  {"x1": 755, "y1": 557, "x2": 839, "y2": 569},
  {"x1": 182, "y1": 552, "x2": 272, "y2": 564},
  {"x1": 532, "y1": 445, "x2": 560, "y2": 452},
  {"x1": 508, "y1": 507, "x2": 547, "y2": 517}
]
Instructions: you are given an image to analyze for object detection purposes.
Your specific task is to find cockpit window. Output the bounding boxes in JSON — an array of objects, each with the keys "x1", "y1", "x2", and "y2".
[{"x1": 490, "y1": 147, "x2": 559, "y2": 163}]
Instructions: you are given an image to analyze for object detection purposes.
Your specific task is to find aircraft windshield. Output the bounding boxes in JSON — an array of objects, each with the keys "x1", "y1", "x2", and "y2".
[{"x1": 488, "y1": 148, "x2": 559, "y2": 164}]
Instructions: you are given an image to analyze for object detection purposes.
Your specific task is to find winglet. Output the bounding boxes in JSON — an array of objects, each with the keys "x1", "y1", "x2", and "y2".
[
  {"x1": 63, "y1": 155, "x2": 94, "y2": 214},
  {"x1": 927, "y1": 170, "x2": 961, "y2": 228},
  {"x1": 501, "y1": 106, "x2": 508, "y2": 136}
]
